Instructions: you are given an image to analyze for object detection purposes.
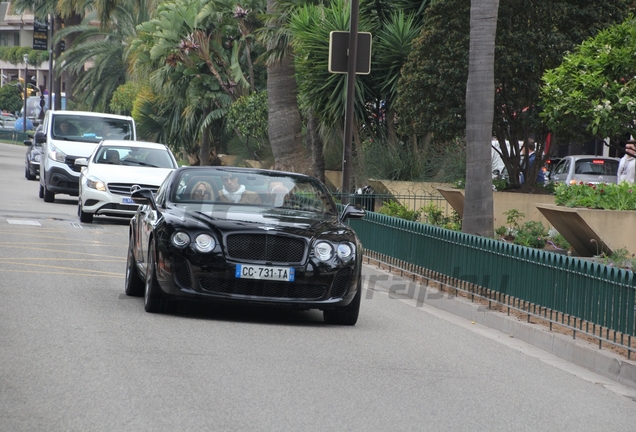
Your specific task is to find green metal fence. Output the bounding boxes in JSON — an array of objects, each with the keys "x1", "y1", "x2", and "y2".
[
  {"x1": 0, "y1": 129, "x2": 30, "y2": 144},
  {"x1": 347, "y1": 209, "x2": 636, "y2": 353}
]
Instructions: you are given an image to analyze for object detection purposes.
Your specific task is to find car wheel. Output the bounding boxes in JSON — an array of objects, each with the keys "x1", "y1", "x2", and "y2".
[
  {"x1": 43, "y1": 185, "x2": 55, "y2": 203},
  {"x1": 323, "y1": 279, "x2": 362, "y2": 326},
  {"x1": 78, "y1": 202, "x2": 93, "y2": 223},
  {"x1": 124, "y1": 237, "x2": 144, "y2": 297},
  {"x1": 38, "y1": 183, "x2": 44, "y2": 199},
  {"x1": 144, "y1": 238, "x2": 164, "y2": 313}
]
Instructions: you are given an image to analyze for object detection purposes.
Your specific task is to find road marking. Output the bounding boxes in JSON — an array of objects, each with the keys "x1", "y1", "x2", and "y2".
[{"x1": 6, "y1": 219, "x2": 41, "y2": 226}]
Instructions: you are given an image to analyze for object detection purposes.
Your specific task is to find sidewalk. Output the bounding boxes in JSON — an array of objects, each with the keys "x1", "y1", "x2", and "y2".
[{"x1": 363, "y1": 262, "x2": 636, "y2": 391}]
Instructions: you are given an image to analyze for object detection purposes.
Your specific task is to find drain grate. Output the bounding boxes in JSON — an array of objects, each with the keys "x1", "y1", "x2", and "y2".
[{"x1": 70, "y1": 222, "x2": 105, "y2": 230}]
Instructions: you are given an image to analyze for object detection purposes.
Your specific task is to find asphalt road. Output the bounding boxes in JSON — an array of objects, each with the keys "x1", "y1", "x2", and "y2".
[{"x1": 1, "y1": 142, "x2": 636, "y2": 431}]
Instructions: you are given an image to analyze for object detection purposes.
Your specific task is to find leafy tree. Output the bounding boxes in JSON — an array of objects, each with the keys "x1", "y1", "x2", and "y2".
[
  {"x1": 541, "y1": 17, "x2": 636, "y2": 147},
  {"x1": 397, "y1": 0, "x2": 633, "y2": 188},
  {"x1": 0, "y1": 83, "x2": 23, "y2": 114},
  {"x1": 226, "y1": 91, "x2": 269, "y2": 157}
]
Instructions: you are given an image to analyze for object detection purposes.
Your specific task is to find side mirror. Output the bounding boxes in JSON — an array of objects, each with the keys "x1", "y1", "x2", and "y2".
[
  {"x1": 74, "y1": 158, "x2": 88, "y2": 167},
  {"x1": 35, "y1": 131, "x2": 46, "y2": 144},
  {"x1": 340, "y1": 203, "x2": 365, "y2": 222},
  {"x1": 131, "y1": 188, "x2": 157, "y2": 210},
  {"x1": 23, "y1": 139, "x2": 32, "y2": 146}
]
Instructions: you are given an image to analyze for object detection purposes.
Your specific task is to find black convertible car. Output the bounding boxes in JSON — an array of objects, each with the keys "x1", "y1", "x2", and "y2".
[{"x1": 125, "y1": 166, "x2": 366, "y2": 325}]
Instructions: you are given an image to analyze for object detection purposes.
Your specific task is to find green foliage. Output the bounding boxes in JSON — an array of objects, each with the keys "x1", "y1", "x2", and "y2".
[
  {"x1": 110, "y1": 82, "x2": 139, "y2": 115},
  {"x1": 503, "y1": 208, "x2": 525, "y2": 230},
  {"x1": 397, "y1": 0, "x2": 630, "y2": 182},
  {"x1": 541, "y1": 17, "x2": 636, "y2": 142},
  {"x1": 597, "y1": 248, "x2": 636, "y2": 270},
  {"x1": 377, "y1": 200, "x2": 421, "y2": 221},
  {"x1": 0, "y1": 47, "x2": 48, "y2": 67},
  {"x1": 226, "y1": 91, "x2": 269, "y2": 143},
  {"x1": 550, "y1": 232, "x2": 571, "y2": 250},
  {"x1": 0, "y1": 82, "x2": 23, "y2": 113},
  {"x1": 554, "y1": 182, "x2": 636, "y2": 210},
  {"x1": 421, "y1": 202, "x2": 462, "y2": 230}
]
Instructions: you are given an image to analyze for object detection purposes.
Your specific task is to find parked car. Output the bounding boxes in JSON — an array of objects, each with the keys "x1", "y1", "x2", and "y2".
[
  {"x1": 0, "y1": 113, "x2": 17, "y2": 130},
  {"x1": 37, "y1": 110, "x2": 137, "y2": 203},
  {"x1": 541, "y1": 157, "x2": 562, "y2": 182},
  {"x1": 75, "y1": 140, "x2": 178, "y2": 223},
  {"x1": 124, "y1": 166, "x2": 366, "y2": 324},
  {"x1": 549, "y1": 155, "x2": 620, "y2": 185},
  {"x1": 23, "y1": 127, "x2": 43, "y2": 180}
]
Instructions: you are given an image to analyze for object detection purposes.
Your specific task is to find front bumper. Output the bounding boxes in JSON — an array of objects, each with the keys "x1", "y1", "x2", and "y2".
[
  {"x1": 155, "y1": 247, "x2": 361, "y2": 310},
  {"x1": 80, "y1": 186, "x2": 139, "y2": 218}
]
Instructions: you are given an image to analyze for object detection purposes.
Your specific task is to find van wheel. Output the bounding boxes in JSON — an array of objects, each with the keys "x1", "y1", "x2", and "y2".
[
  {"x1": 38, "y1": 184, "x2": 44, "y2": 198},
  {"x1": 43, "y1": 186, "x2": 54, "y2": 203}
]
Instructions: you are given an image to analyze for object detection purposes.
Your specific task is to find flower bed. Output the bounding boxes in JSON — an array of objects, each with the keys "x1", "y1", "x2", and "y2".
[{"x1": 554, "y1": 182, "x2": 636, "y2": 210}]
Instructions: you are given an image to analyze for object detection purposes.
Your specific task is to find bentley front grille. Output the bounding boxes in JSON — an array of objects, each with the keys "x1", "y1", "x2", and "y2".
[{"x1": 226, "y1": 234, "x2": 305, "y2": 263}]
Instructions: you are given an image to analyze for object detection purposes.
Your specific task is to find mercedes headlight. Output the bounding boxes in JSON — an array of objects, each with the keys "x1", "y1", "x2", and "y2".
[{"x1": 86, "y1": 175, "x2": 106, "y2": 191}]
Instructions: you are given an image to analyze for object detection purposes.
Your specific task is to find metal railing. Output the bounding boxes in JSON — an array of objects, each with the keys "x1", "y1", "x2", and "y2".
[
  {"x1": 346, "y1": 209, "x2": 636, "y2": 357},
  {"x1": 0, "y1": 129, "x2": 30, "y2": 144}
]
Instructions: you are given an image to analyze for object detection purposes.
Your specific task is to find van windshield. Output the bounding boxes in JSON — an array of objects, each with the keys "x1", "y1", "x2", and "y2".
[{"x1": 52, "y1": 116, "x2": 133, "y2": 142}]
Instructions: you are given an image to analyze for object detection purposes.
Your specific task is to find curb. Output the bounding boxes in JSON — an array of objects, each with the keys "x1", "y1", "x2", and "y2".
[{"x1": 363, "y1": 263, "x2": 636, "y2": 390}]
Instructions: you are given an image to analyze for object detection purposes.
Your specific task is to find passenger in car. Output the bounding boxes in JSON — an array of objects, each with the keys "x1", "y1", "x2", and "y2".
[
  {"x1": 217, "y1": 173, "x2": 262, "y2": 204},
  {"x1": 266, "y1": 181, "x2": 290, "y2": 207},
  {"x1": 105, "y1": 149, "x2": 120, "y2": 164},
  {"x1": 191, "y1": 181, "x2": 215, "y2": 201}
]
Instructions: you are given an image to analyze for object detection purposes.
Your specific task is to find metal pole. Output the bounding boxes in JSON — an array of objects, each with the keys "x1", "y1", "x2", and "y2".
[
  {"x1": 341, "y1": 0, "x2": 360, "y2": 200},
  {"x1": 23, "y1": 54, "x2": 28, "y2": 132}
]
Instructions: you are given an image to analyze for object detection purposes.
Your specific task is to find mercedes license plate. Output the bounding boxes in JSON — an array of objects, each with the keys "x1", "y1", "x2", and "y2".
[
  {"x1": 122, "y1": 197, "x2": 135, "y2": 204},
  {"x1": 235, "y1": 264, "x2": 295, "y2": 282}
]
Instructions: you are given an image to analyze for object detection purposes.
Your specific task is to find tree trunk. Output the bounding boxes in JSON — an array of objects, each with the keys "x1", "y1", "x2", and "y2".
[
  {"x1": 199, "y1": 106, "x2": 211, "y2": 166},
  {"x1": 61, "y1": 13, "x2": 83, "y2": 105},
  {"x1": 308, "y1": 110, "x2": 325, "y2": 183},
  {"x1": 266, "y1": 0, "x2": 310, "y2": 174},
  {"x1": 463, "y1": 0, "x2": 499, "y2": 237},
  {"x1": 53, "y1": 15, "x2": 62, "y2": 111}
]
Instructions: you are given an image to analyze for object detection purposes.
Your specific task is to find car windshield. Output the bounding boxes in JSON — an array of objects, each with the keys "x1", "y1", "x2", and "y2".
[
  {"x1": 574, "y1": 159, "x2": 619, "y2": 176},
  {"x1": 169, "y1": 169, "x2": 337, "y2": 215},
  {"x1": 94, "y1": 146, "x2": 176, "y2": 168},
  {"x1": 52, "y1": 115, "x2": 133, "y2": 142}
]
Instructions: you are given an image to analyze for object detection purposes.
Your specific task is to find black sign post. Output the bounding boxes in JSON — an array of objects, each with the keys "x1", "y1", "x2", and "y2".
[{"x1": 33, "y1": 18, "x2": 48, "y2": 51}]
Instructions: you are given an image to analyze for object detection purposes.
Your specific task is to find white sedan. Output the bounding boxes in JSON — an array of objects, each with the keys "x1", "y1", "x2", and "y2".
[{"x1": 76, "y1": 140, "x2": 178, "y2": 223}]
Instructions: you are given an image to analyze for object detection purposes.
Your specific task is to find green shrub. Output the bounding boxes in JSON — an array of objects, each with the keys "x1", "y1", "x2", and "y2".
[
  {"x1": 377, "y1": 201, "x2": 421, "y2": 221},
  {"x1": 554, "y1": 181, "x2": 636, "y2": 210}
]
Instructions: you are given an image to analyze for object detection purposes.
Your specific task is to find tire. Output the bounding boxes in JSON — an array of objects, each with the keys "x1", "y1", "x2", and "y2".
[
  {"x1": 25, "y1": 162, "x2": 36, "y2": 180},
  {"x1": 124, "y1": 237, "x2": 144, "y2": 297},
  {"x1": 323, "y1": 279, "x2": 362, "y2": 325},
  {"x1": 78, "y1": 202, "x2": 93, "y2": 223},
  {"x1": 43, "y1": 185, "x2": 55, "y2": 203},
  {"x1": 38, "y1": 183, "x2": 44, "y2": 199},
  {"x1": 144, "y1": 238, "x2": 164, "y2": 313}
]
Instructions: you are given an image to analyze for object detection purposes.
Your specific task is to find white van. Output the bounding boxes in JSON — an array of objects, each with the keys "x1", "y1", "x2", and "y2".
[{"x1": 37, "y1": 110, "x2": 137, "y2": 202}]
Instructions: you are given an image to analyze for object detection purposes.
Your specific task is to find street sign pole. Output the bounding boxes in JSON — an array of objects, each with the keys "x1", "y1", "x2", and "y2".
[{"x1": 341, "y1": 0, "x2": 360, "y2": 200}]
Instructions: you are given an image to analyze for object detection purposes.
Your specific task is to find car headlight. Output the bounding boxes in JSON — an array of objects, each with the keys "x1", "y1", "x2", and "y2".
[
  {"x1": 33, "y1": 154, "x2": 41, "y2": 162},
  {"x1": 171, "y1": 231, "x2": 190, "y2": 248},
  {"x1": 314, "y1": 241, "x2": 333, "y2": 261},
  {"x1": 86, "y1": 175, "x2": 106, "y2": 191},
  {"x1": 194, "y1": 234, "x2": 215, "y2": 253},
  {"x1": 48, "y1": 144, "x2": 66, "y2": 162},
  {"x1": 336, "y1": 243, "x2": 353, "y2": 260}
]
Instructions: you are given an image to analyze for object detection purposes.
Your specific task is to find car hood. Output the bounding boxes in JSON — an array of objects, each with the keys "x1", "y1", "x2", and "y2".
[
  {"x1": 51, "y1": 138, "x2": 100, "y2": 157},
  {"x1": 167, "y1": 206, "x2": 348, "y2": 238},
  {"x1": 86, "y1": 164, "x2": 174, "y2": 185}
]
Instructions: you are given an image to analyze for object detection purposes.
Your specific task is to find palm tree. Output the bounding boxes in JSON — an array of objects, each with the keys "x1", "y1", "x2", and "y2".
[
  {"x1": 262, "y1": 0, "x2": 311, "y2": 174},
  {"x1": 463, "y1": 0, "x2": 499, "y2": 237}
]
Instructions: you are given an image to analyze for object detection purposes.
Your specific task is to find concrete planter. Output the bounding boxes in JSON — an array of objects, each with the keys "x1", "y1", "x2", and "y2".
[
  {"x1": 536, "y1": 204, "x2": 636, "y2": 257},
  {"x1": 437, "y1": 188, "x2": 556, "y2": 229}
]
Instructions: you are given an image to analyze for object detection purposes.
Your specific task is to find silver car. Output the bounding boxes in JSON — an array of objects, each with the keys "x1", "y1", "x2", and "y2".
[{"x1": 550, "y1": 155, "x2": 620, "y2": 185}]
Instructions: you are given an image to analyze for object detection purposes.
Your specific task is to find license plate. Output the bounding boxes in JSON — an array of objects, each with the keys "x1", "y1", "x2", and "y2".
[
  {"x1": 235, "y1": 264, "x2": 295, "y2": 282},
  {"x1": 122, "y1": 197, "x2": 135, "y2": 204}
]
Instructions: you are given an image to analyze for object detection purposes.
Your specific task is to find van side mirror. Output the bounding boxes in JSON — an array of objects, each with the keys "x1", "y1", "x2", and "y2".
[{"x1": 35, "y1": 131, "x2": 46, "y2": 144}]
